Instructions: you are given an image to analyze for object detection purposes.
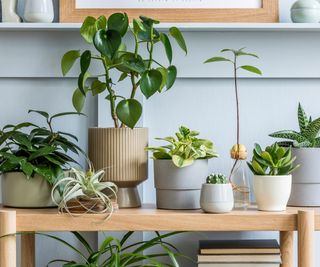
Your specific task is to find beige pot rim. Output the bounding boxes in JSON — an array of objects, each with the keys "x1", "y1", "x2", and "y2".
[{"x1": 89, "y1": 127, "x2": 148, "y2": 130}]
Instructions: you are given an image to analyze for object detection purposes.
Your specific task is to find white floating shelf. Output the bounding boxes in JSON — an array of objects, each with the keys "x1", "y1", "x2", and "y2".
[{"x1": 1, "y1": 22, "x2": 320, "y2": 32}]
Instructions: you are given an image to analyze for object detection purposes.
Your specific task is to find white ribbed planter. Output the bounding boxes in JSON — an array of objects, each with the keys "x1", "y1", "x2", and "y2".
[
  {"x1": 289, "y1": 148, "x2": 320, "y2": 206},
  {"x1": 88, "y1": 128, "x2": 148, "y2": 208},
  {"x1": 154, "y1": 159, "x2": 208, "y2": 210},
  {"x1": 200, "y1": 183, "x2": 234, "y2": 213},
  {"x1": 253, "y1": 175, "x2": 292, "y2": 211}
]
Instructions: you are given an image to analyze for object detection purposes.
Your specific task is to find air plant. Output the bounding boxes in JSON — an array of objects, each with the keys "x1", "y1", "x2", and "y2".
[{"x1": 52, "y1": 165, "x2": 118, "y2": 218}]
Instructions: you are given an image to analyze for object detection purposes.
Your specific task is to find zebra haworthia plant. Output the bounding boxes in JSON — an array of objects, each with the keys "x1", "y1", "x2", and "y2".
[
  {"x1": 270, "y1": 103, "x2": 320, "y2": 148},
  {"x1": 62, "y1": 13, "x2": 187, "y2": 129},
  {"x1": 247, "y1": 143, "x2": 299, "y2": 176}
]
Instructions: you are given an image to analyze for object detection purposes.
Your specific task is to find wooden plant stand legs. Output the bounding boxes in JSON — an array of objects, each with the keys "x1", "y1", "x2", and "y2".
[
  {"x1": 21, "y1": 233, "x2": 35, "y2": 267},
  {"x1": 280, "y1": 231, "x2": 294, "y2": 267},
  {"x1": 0, "y1": 210, "x2": 16, "y2": 267},
  {"x1": 298, "y1": 210, "x2": 315, "y2": 267}
]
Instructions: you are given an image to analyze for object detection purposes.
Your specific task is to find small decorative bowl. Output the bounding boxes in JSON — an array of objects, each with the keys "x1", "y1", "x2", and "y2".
[{"x1": 291, "y1": 0, "x2": 320, "y2": 23}]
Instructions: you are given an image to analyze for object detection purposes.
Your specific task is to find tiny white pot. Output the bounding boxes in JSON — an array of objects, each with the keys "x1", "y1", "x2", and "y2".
[
  {"x1": 253, "y1": 175, "x2": 292, "y2": 212},
  {"x1": 200, "y1": 183, "x2": 234, "y2": 213},
  {"x1": 24, "y1": 0, "x2": 54, "y2": 23}
]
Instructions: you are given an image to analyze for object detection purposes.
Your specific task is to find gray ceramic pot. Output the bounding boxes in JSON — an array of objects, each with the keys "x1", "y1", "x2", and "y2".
[
  {"x1": 154, "y1": 159, "x2": 208, "y2": 209},
  {"x1": 1, "y1": 172, "x2": 55, "y2": 208},
  {"x1": 288, "y1": 148, "x2": 320, "y2": 206}
]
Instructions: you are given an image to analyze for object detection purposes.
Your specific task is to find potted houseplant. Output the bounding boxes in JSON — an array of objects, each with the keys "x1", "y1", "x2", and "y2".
[
  {"x1": 204, "y1": 48, "x2": 262, "y2": 209},
  {"x1": 62, "y1": 13, "x2": 187, "y2": 208},
  {"x1": 0, "y1": 110, "x2": 84, "y2": 208},
  {"x1": 52, "y1": 164, "x2": 118, "y2": 218},
  {"x1": 147, "y1": 126, "x2": 218, "y2": 210},
  {"x1": 44, "y1": 231, "x2": 188, "y2": 266},
  {"x1": 247, "y1": 143, "x2": 299, "y2": 211},
  {"x1": 200, "y1": 173, "x2": 234, "y2": 213},
  {"x1": 270, "y1": 103, "x2": 320, "y2": 206}
]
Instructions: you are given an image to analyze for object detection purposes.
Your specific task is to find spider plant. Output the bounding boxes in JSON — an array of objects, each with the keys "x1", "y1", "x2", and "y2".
[
  {"x1": 52, "y1": 165, "x2": 118, "y2": 217},
  {"x1": 46, "y1": 231, "x2": 188, "y2": 267}
]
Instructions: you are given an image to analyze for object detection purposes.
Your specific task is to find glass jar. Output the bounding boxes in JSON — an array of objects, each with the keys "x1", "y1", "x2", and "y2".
[{"x1": 230, "y1": 159, "x2": 250, "y2": 210}]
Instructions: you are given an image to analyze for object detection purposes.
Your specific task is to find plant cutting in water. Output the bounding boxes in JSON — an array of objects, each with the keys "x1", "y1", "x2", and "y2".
[
  {"x1": 270, "y1": 103, "x2": 320, "y2": 148},
  {"x1": 62, "y1": 13, "x2": 187, "y2": 129},
  {"x1": 0, "y1": 110, "x2": 84, "y2": 185},
  {"x1": 52, "y1": 164, "x2": 118, "y2": 218},
  {"x1": 247, "y1": 143, "x2": 299, "y2": 176},
  {"x1": 206, "y1": 173, "x2": 228, "y2": 184},
  {"x1": 146, "y1": 126, "x2": 218, "y2": 168},
  {"x1": 204, "y1": 48, "x2": 262, "y2": 180}
]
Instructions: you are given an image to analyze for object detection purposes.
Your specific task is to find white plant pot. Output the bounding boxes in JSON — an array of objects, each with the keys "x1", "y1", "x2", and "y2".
[
  {"x1": 24, "y1": 0, "x2": 54, "y2": 22},
  {"x1": 200, "y1": 183, "x2": 234, "y2": 213},
  {"x1": 253, "y1": 175, "x2": 292, "y2": 211}
]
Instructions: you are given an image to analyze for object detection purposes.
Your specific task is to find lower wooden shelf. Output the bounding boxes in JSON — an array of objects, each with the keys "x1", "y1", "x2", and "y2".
[{"x1": 0, "y1": 204, "x2": 318, "y2": 267}]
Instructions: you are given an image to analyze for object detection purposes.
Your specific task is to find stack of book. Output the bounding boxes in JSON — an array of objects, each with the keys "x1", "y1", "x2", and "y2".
[{"x1": 198, "y1": 239, "x2": 281, "y2": 267}]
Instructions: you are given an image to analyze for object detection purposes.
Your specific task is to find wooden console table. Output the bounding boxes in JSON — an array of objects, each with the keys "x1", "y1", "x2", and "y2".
[{"x1": 0, "y1": 205, "x2": 317, "y2": 267}]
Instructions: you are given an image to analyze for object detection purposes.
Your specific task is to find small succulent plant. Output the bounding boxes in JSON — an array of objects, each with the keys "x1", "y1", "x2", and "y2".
[
  {"x1": 270, "y1": 103, "x2": 320, "y2": 148},
  {"x1": 247, "y1": 143, "x2": 299, "y2": 176},
  {"x1": 146, "y1": 126, "x2": 218, "y2": 168},
  {"x1": 206, "y1": 173, "x2": 228, "y2": 184}
]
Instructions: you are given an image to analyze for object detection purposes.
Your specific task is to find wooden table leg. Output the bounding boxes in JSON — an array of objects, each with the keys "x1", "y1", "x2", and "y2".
[
  {"x1": 280, "y1": 231, "x2": 294, "y2": 267},
  {"x1": 21, "y1": 233, "x2": 35, "y2": 267},
  {"x1": 0, "y1": 210, "x2": 16, "y2": 267},
  {"x1": 298, "y1": 210, "x2": 315, "y2": 267}
]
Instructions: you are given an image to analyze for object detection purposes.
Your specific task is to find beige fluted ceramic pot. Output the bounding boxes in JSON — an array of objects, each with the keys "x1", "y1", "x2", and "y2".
[{"x1": 89, "y1": 128, "x2": 148, "y2": 208}]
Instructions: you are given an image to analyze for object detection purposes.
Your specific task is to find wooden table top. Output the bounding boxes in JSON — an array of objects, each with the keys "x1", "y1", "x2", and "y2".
[{"x1": 0, "y1": 205, "x2": 319, "y2": 232}]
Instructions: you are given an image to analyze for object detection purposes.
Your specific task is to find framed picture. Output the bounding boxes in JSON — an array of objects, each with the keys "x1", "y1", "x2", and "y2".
[{"x1": 60, "y1": 0, "x2": 278, "y2": 23}]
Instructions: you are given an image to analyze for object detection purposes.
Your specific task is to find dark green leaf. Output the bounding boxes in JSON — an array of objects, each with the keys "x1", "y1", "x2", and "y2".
[
  {"x1": 118, "y1": 53, "x2": 146, "y2": 74},
  {"x1": 28, "y1": 110, "x2": 49, "y2": 119},
  {"x1": 169, "y1": 27, "x2": 187, "y2": 54},
  {"x1": 166, "y1": 65, "x2": 177, "y2": 90},
  {"x1": 140, "y1": 16, "x2": 160, "y2": 26},
  {"x1": 78, "y1": 72, "x2": 90, "y2": 95},
  {"x1": 160, "y1": 33, "x2": 173, "y2": 64},
  {"x1": 61, "y1": 50, "x2": 80, "y2": 76},
  {"x1": 94, "y1": 29, "x2": 122, "y2": 59},
  {"x1": 298, "y1": 103, "x2": 309, "y2": 133},
  {"x1": 133, "y1": 19, "x2": 145, "y2": 34},
  {"x1": 80, "y1": 50, "x2": 91, "y2": 73},
  {"x1": 116, "y1": 99, "x2": 142, "y2": 129},
  {"x1": 118, "y1": 73, "x2": 128, "y2": 82},
  {"x1": 140, "y1": 69, "x2": 163, "y2": 99},
  {"x1": 72, "y1": 88, "x2": 86, "y2": 113},
  {"x1": 107, "y1": 13, "x2": 129, "y2": 37},
  {"x1": 29, "y1": 146, "x2": 56, "y2": 161},
  {"x1": 50, "y1": 112, "x2": 85, "y2": 121},
  {"x1": 20, "y1": 160, "x2": 34, "y2": 177}
]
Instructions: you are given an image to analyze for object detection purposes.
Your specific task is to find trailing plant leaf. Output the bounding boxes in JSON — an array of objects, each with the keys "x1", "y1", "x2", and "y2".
[
  {"x1": 116, "y1": 99, "x2": 142, "y2": 129},
  {"x1": 270, "y1": 103, "x2": 320, "y2": 148},
  {"x1": 107, "y1": 13, "x2": 129, "y2": 37},
  {"x1": 247, "y1": 143, "x2": 299, "y2": 176},
  {"x1": 146, "y1": 126, "x2": 218, "y2": 168},
  {"x1": 61, "y1": 50, "x2": 80, "y2": 76},
  {"x1": 169, "y1": 27, "x2": 187, "y2": 54}
]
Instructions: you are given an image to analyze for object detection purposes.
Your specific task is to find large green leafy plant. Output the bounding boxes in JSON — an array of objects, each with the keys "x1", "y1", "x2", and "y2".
[
  {"x1": 146, "y1": 126, "x2": 218, "y2": 168},
  {"x1": 45, "y1": 231, "x2": 187, "y2": 266},
  {"x1": 0, "y1": 110, "x2": 84, "y2": 184},
  {"x1": 270, "y1": 103, "x2": 320, "y2": 148},
  {"x1": 62, "y1": 13, "x2": 187, "y2": 129},
  {"x1": 247, "y1": 143, "x2": 299, "y2": 176}
]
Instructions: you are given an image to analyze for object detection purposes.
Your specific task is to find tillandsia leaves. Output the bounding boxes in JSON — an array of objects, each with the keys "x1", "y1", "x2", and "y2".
[
  {"x1": 61, "y1": 13, "x2": 187, "y2": 129},
  {"x1": 51, "y1": 166, "x2": 118, "y2": 219},
  {"x1": 0, "y1": 110, "x2": 85, "y2": 185},
  {"x1": 206, "y1": 173, "x2": 228, "y2": 184},
  {"x1": 269, "y1": 103, "x2": 320, "y2": 148},
  {"x1": 146, "y1": 126, "x2": 218, "y2": 168},
  {"x1": 43, "y1": 231, "x2": 188, "y2": 267},
  {"x1": 247, "y1": 143, "x2": 299, "y2": 176}
]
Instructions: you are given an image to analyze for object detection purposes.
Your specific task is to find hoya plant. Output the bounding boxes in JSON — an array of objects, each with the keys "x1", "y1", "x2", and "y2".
[
  {"x1": 0, "y1": 110, "x2": 84, "y2": 185},
  {"x1": 146, "y1": 126, "x2": 218, "y2": 168},
  {"x1": 206, "y1": 173, "x2": 228, "y2": 184},
  {"x1": 247, "y1": 143, "x2": 299, "y2": 176},
  {"x1": 62, "y1": 13, "x2": 187, "y2": 129},
  {"x1": 270, "y1": 103, "x2": 320, "y2": 148}
]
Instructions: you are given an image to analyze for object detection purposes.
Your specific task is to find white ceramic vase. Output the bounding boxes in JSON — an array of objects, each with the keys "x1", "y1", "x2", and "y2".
[
  {"x1": 253, "y1": 175, "x2": 292, "y2": 211},
  {"x1": 1, "y1": 0, "x2": 21, "y2": 22},
  {"x1": 24, "y1": 0, "x2": 54, "y2": 23},
  {"x1": 200, "y1": 183, "x2": 234, "y2": 213}
]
